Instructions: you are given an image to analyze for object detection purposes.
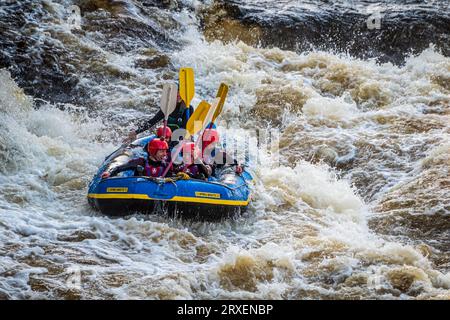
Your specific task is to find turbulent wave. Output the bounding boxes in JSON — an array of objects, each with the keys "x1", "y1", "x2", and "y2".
[
  {"x1": 0, "y1": 0, "x2": 449, "y2": 299},
  {"x1": 201, "y1": 0, "x2": 450, "y2": 64}
]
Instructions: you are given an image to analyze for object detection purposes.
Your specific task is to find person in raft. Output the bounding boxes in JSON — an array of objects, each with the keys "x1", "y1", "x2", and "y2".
[
  {"x1": 173, "y1": 142, "x2": 213, "y2": 180},
  {"x1": 101, "y1": 138, "x2": 173, "y2": 179},
  {"x1": 200, "y1": 128, "x2": 243, "y2": 175},
  {"x1": 123, "y1": 92, "x2": 194, "y2": 144},
  {"x1": 149, "y1": 126, "x2": 174, "y2": 149}
]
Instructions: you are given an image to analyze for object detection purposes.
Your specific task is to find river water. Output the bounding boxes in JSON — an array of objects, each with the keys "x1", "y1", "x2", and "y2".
[{"x1": 0, "y1": 0, "x2": 449, "y2": 299}]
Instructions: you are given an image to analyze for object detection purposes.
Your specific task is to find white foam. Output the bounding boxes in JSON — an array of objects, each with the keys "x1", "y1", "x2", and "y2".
[{"x1": 303, "y1": 96, "x2": 360, "y2": 122}]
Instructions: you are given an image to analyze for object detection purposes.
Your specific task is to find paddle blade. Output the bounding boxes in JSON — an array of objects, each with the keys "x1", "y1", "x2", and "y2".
[
  {"x1": 179, "y1": 67, "x2": 195, "y2": 107},
  {"x1": 160, "y1": 83, "x2": 178, "y2": 119},
  {"x1": 207, "y1": 97, "x2": 220, "y2": 126},
  {"x1": 196, "y1": 99, "x2": 217, "y2": 151},
  {"x1": 213, "y1": 83, "x2": 228, "y2": 123},
  {"x1": 185, "y1": 100, "x2": 211, "y2": 137}
]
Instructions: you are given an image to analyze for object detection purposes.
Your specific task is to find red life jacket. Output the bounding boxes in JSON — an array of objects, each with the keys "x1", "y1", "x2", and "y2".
[{"x1": 144, "y1": 158, "x2": 170, "y2": 177}]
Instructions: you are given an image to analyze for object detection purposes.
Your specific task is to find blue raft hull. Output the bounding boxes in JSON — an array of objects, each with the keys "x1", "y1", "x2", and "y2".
[{"x1": 87, "y1": 136, "x2": 253, "y2": 220}]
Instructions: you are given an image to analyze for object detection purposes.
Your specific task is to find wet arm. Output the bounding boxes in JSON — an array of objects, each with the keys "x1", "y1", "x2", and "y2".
[
  {"x1": 104, "y1": 158, "x2": 145, "y2": 177},
  {"x1": 135, "y1": 110, "x2": 164, "y2": 134},
  {"x1": 198, "y1": 163, "x2": 212, "y2": 177}
]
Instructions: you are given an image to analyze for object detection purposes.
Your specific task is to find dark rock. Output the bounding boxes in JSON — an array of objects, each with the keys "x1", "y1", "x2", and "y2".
[
  {"x1": 201, "y1": 1, "x2": 450, "y2": 65},
  {"x1": 135, "y1": 54, "x2": 170, "y2": 69}
]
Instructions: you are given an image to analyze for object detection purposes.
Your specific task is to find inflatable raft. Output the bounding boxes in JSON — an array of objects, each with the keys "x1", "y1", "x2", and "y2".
[{"x1": 87, "y1": 136, "x2": 253, "y2": 220}]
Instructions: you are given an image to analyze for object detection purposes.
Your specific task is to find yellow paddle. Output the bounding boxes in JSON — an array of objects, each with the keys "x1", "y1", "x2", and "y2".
[
  {"x1": 212, "y1": 83, "x2": 228, "y2": 124},
  {"x1": 179, "y1": 67, "x2": 194, "y2": 119},
  {"x1": 197, "y1": 97, "x2": 220, "y2": 146}
]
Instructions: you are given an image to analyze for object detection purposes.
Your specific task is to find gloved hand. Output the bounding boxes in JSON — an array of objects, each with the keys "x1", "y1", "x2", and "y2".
[
  {"x1": 101, "y1": 172, "x2": 110, "y2": 179},
  {"x1": 176, "y1": 172, "x2": 190, "y2": 180}
]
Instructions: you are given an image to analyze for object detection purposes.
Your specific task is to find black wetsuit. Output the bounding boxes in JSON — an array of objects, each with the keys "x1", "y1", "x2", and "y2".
[{"x1": 135, "y1": 101, "x2": 194, "y2": 135}]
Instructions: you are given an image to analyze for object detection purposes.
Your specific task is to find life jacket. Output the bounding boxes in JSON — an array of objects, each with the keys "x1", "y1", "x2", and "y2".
[{"x1": 144, "y1": 158, "x2": 169, "y2": 177}]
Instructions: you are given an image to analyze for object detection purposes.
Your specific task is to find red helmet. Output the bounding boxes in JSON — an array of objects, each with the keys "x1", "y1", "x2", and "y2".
[
  {"x1": 182, "y1": 142, "x2": 200, "y2": 164},
  {"x1": 202, "y1": 129, "x2": 220, "y2": 150},
  {"x1": 148, "y1": 138, "x2": 168, "y2": 157},
  {"x1": 156, "y1": 126, "x2": 172, "y2": 139}
]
